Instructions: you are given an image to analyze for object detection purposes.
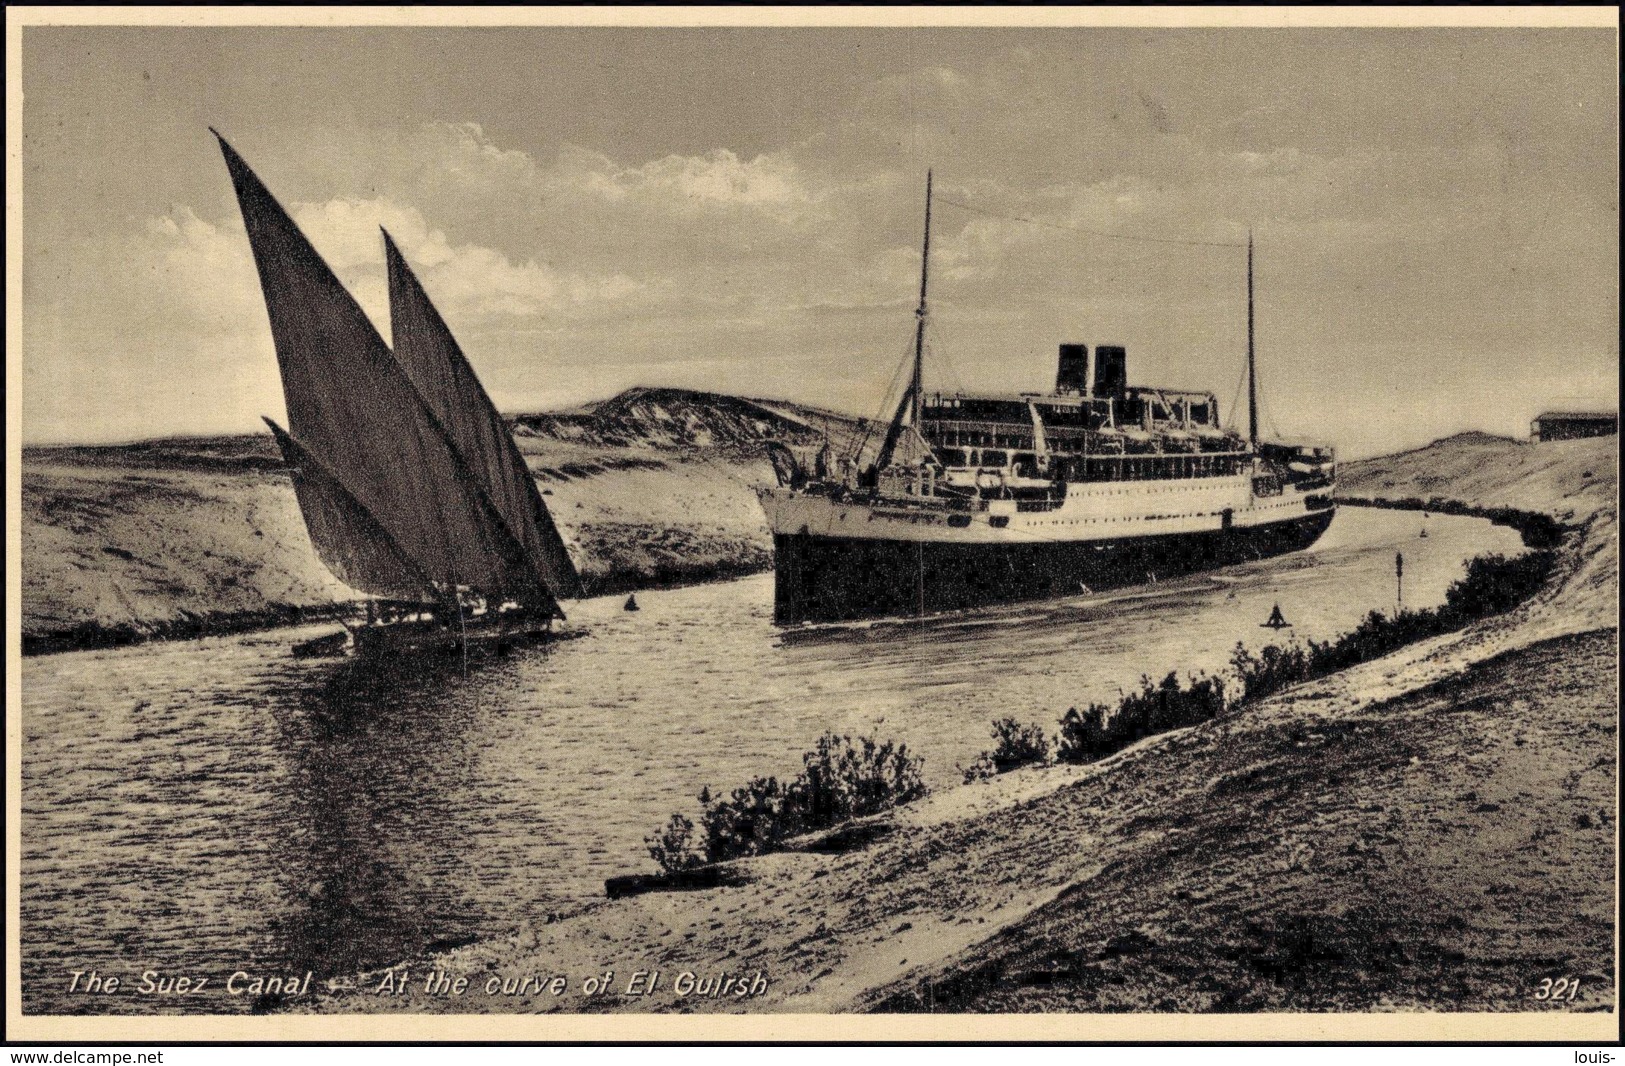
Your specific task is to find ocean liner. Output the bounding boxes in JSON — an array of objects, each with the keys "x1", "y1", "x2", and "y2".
[
  {"x1": 760, "y1": 174, "x2": 1336, "y2": 624},
  {"x1": 215, "y1": 132, "x2": 580, "y2": 657}
]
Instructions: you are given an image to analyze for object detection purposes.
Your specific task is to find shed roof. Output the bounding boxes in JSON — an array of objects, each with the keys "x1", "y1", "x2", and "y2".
[{"x1": 1534, "y1": 410, "x2": 1618, "y2": 422}]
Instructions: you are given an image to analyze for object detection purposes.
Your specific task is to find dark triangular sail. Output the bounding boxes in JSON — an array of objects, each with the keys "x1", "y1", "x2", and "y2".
[
  {"x1": 263, "y1": 418, "x2": 439, "y2": 601},
  {"x1": 215, "y1": 132, "x2": 560, "y2": 615},
  {"x1": 382, "y1": 230, "x2": 583, "y2": 600}
]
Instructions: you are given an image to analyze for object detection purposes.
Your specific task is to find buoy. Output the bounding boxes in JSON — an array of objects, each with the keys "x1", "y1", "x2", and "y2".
[
  {"x1": 624, "y1": 594, "x2": 640, "y2": 612},
  {"x1": 1261, "y1": 603, "x2": 1291, "y2": 629}
]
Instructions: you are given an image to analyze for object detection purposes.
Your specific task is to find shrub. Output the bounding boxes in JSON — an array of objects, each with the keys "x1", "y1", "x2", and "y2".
[
  {"x1": 1057, "y1": 672, "x2": 1228, "y2": 765},
  {"x1": 1230, "y1": 641, "x2": 1314, "y2": 703},
  {"x1": 646, "y1": 732, "x2": 928, "y2": 873},
  {"x1": 795, "y1": 732, "x2": 928, "y2": 826},
  {"x1": 700, "y1": 775, "x2": 797, "y2": 864},
  {"x1": 645, "y1": 812, "x2": 704, "y2": 873},
  {"x1": 1444, "y1": 551, "x2": 1555, "y2": 619},
  {"x1": 963, "y1": 717, "x2": 1052, "y2": 782},
  {"x1": 1056, "y1": 702, "x2": 1114, "y2": 764}
]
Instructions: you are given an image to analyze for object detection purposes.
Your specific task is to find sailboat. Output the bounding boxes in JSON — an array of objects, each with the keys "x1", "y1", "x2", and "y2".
[
  {"x1": 215, "y1": 132, "x2": 581, "y2": 658},
  {"x1": 1261, "y1": 603, "x2": 1292, "y2": 629}
]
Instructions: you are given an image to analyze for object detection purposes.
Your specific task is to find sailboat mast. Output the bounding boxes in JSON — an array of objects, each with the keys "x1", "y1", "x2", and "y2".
[
  {"x1": 911, "y1": 170, "x2": 934, "y2": 426},
  {"x1": 1246, "y1": 229, "x2": 1258, "y2": 450}
]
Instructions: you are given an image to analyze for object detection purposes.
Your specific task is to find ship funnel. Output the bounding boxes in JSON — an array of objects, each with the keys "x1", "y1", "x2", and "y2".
[
  {"x1": 1094, "y1": 345, "x2": 1127, "y2": 398},
  {"x1": 1055, "y1": 344, "x2": 1090, "y2": 394}
]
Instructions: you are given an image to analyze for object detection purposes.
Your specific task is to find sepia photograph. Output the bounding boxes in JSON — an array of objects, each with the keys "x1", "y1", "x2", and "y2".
[{"x1": 6, "y1": 6, "x2": 1618, "y2": 1044}]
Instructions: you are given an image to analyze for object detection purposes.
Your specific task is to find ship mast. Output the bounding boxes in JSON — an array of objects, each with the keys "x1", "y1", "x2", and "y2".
[
  {"x1": 911, "y1": 169, "x2": 933, "y2": 427},
  {"x1": 874, "y1": 170, "x2": 934, "y2": 473},
  {"x1": 1247, "y1": 229, "x2": 1258, "y2": 450}
]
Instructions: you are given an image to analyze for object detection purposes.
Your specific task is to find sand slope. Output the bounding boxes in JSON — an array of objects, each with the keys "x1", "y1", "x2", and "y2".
[
  {"x1": 1341, "y1": 431, "x2": 1614, "y2": 527},
  {"x1": 1342, "y1": 432, "x2": 1617, "y2": 637},
  {"x1": 861, "y1": 630, "x2": 1615, "y2": 1013}
]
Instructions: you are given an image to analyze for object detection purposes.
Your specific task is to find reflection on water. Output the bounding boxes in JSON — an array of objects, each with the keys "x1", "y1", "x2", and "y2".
[
  {"x1": 20, "y1": 509, "x2": 1525, "y2": 1013},
  {"x1": 263, "y1": 659, "x2": 493, "y2": 989}
]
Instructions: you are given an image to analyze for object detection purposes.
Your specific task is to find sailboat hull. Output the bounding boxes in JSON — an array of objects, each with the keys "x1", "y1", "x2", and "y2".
[
  {"x1": 292, "y1": 610, "x2": 563, "y2": 660},
  {"x1": 352, "y1": 615, "x2": 551, "y2": 659},
  {"x1": 771, "y1": 508, "x2": 1334, "y2": 625}
]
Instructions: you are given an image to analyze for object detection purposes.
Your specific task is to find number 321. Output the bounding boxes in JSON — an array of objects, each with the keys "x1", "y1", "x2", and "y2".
[{"x1": 1534, "y1": 977, "x2": 1580, "y2": 1001}]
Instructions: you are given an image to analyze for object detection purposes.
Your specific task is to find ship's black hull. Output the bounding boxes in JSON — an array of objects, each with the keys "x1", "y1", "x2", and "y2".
[{"x1": 772, "y1": 509, "x2": 1335, "y2": 625}]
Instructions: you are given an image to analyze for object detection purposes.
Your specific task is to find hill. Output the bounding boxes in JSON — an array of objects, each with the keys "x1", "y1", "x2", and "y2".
[
  {"x1": 1341, "y1": 431, "x2": 1616, "y2": 635},
  {"x1": 1341, "y1": 430, "x2": 1614, "y2": 527},
  {"x1": 512, "y1": 386, "x2": 866, "y2": 454}
]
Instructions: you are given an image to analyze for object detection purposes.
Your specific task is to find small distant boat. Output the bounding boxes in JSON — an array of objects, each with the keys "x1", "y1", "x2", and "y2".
[
  {"x1": 624, "y1": 594, "x2": 640, "y2": 612},
  {"x1": 215, "y1": 132, "x2": 581, "y2": 660},
  {"x1": 1261, "y1": 603, "x2": 1291, "y2": 629}
]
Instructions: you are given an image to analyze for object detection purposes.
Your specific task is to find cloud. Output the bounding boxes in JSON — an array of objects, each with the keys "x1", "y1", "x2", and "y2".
[
  {"x1": 289, "y1": 197, "x2": 453, "y2": 273},
  {"x1": 23, "y1": 34, "x2": 1616, "y2": 449},
  {"x1": 427, "y1": 121, "x2": 540, "y2": 190},
  {"x1": 138, "y1": 191, "x2": 649, "y2": 339},
  {"x1": 553, "y1": 144, "x2": 814, "y2": 211}
]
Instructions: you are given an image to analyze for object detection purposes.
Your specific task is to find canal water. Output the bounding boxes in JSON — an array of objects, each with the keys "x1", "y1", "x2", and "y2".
[{"x1": 19, "y1": 508, "x2": 1525, "y2": 1013}]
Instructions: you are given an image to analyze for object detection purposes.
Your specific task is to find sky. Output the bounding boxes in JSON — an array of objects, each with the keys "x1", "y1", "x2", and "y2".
[{"x1": 19, "y1": 23, "x2": 1618, "y2": 457}]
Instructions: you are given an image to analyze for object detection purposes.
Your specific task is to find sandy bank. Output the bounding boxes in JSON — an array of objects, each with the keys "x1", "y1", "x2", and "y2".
[
  {"x1": 311, "y1": 628, "x2": 1614, "y2": 1016},
  {"x1": 22, "y1": 388, "x2": 861, "y2": 654},
  {"x1": 1340, "y1": 432, "x2": 1617, "y2": 638},
  {"x1": 21, "y1": 456, "x2": 775, "y2": 654},
  {"x1": 303, "y1": 430, "x2": 1616, "y2": 1018}
]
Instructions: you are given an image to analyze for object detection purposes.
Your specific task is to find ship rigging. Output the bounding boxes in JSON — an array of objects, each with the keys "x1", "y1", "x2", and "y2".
[{"x1": 759, "y1": 172, "x2": 1337, "y2": 624}]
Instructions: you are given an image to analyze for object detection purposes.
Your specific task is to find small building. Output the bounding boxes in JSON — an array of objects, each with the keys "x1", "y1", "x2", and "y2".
[{"x1": 1530, "y1": 411, "x2": 1619, "y2": 442}]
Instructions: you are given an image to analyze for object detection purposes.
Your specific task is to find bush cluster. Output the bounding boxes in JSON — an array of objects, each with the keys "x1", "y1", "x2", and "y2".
[
  {"x1": 1023, "y1": 550, "x2": 1554, "y2": 770},
  {"x1": 647, "y1": 733, "x2": 927, "y2": 873},
  {"x1": 1230, "y1": 550, "x2": 1555, "y2": 705},
  {"x1": 1056, "y1": 672, "x2": 1227, "y2": 764},
  {"x1": 647, "y1": 550, "x2": 1555, "y2": 870},
  {"x1": 1445, "y1": 550, "x2": 1555, "y2": 617},
  {"x1": 962, "y1": 717, "x2": 1051, "y2": 782}
]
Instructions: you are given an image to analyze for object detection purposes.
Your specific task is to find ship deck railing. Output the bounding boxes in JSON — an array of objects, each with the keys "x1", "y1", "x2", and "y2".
[
  {"x1": 926, "y1": 420, "x2": 1035, "y2": 449},
  {"x1": 1049, "y1": 452, "x2": 1253, "y2": 482},
  {"x1": 927, "y1": 419, "x2": 1249, "y2": 456}
]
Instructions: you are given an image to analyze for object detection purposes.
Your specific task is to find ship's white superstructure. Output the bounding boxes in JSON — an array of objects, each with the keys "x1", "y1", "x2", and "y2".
[{"x1": 759, "y1": 171, "x2": 1337, "y2": 624}]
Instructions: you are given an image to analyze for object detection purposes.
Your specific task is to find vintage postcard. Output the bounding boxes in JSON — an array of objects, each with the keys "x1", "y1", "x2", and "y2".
[{"x1": 6, "y1": 6, "x2": 1618, "y2": 1044}]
